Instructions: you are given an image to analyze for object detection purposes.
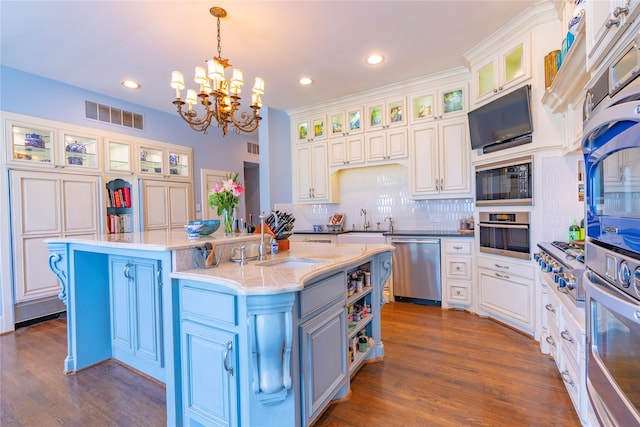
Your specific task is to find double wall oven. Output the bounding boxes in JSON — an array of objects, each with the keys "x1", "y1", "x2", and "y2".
[{"x1": 582, "y1": 32, "x2": 640, "y2": 427}]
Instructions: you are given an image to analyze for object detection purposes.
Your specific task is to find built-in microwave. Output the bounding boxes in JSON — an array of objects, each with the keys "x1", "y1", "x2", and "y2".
[{"x1": 475, "y1": 155, "x2": 532, "y2": 206}]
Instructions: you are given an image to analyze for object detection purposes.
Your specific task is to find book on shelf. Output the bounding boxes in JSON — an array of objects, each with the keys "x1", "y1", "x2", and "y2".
[
  {"x1": 122, "y1": 186, "x2": 131, "y2": 208},
  {"x1": 107, "y1": 213, "x2": 132, "y2": 233}
]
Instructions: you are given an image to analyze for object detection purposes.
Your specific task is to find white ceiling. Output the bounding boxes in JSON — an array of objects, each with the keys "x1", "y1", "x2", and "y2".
[{"x1": 1, "y1": 1, "x2": 541, "y2": 114}]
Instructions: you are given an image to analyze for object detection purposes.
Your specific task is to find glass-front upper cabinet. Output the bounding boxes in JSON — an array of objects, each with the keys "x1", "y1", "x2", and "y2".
[
  {"x1": 7, "y1": 121, "x2": 55, "y2": 165},
  {"x1": 138, "y1": 145, "x2": 164, "y2": 176},
  {"x1": 168, "y1": 149, "x2": 191, "y2": 179},
  {"x1": 61, "y1": 132, "x2": 99, "y2": 170},
  {"x1": 105, "y1": 139, "x2": 135, "y2": 174}
]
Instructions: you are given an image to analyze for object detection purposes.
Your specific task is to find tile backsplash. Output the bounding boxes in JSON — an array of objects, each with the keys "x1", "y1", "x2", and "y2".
[{"x1": 277, "y1": 164, "x2": 473, "y2": 232}]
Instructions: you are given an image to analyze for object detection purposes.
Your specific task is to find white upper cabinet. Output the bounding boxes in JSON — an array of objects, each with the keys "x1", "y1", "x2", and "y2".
[
  {"x1": 364, "y1": 97, "x2": 407, "y2": 131},
  {"x1": 328, "y1": 106, "x2": 364, "y2": 138},
  {"x1": 105, "y1": 138, "x2": 135, "y2": 175},
  {"x1": 329, "y1": 135, "x2": 365, "y2": 167},
  {"x1": 586, "y1": 0, "x2": 640, "y2": 71},
  {"x1": 295, "y1": 114, "x2": 327, "y2": 143},
  {"x1": 365, "y1": 128, "x2": 408, "y2": 163},
  {"x1": 409, "y1": 118, "x2": 472, "y2": 199},
  {"x1": 471, "y1": 34, "x2": 531, "y2": 105},
  {"x1": 137, "y1": 143, "x2": 193, "y2": 181},
  {"x1": 409, "y1": 84, "x2": 468, "y2": 123},
  {"x1": 6, "y1": 117, "x2": 101, "y2": 172},
  {"x1": 293, "y1": 141, "x2": 337, "y2": 203}
]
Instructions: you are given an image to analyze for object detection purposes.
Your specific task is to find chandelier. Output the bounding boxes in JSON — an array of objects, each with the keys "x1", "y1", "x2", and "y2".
[{"x1": 170, "y1": 6, "x2": 265, "y2": 136}]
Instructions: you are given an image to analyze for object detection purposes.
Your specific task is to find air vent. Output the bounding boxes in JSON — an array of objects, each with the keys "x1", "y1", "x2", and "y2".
[
  {"x1": 85, "y1": 100, "x2": 144, "y2": 130},
  {"x1": 247, "y1": 142, "x2": 259, "y2": 155}
]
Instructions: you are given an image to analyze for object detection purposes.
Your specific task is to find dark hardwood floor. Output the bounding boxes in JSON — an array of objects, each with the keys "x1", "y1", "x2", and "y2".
[{"x1": 1, "y1": 303, "x2": 581, "y2": 426}]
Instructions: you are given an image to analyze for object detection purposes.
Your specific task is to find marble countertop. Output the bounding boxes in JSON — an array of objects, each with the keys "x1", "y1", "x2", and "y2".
[
  {"x1": 170, "y1": 242, "x2": 393, "y2": 295},
  {"x1": 46, "y1": 229, "x2": 262, "y2": 251},
  {"x1": 294, "y1": 229, "x2": 475, "y2": 237}
]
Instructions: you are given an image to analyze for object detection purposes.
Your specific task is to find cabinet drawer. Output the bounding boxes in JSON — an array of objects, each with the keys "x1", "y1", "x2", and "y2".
[
  {"x1": 560, "y1": 311, "x2": 585, "y2": 365},
  {"x1": 300, "y1": 273, "x2": 345, "y2": 319},
  {"x1": 443, "y1": 240, "x2": 472, "y2": 255},
  {"x1": 478, "y1": 256, "x2": 535, "y2": 280},
  {"x1": 181, "y1": 284, "x2": 237, "y2": 326},
  {"x1": 448, "y1": 283, "x2": 469, "y2": 302},
  {"x1": 446, "y1": 257, "x2": 471, "y2": 279},
  {"x1": 561, "y1": 349, "x2": 581, "y2": 411}
]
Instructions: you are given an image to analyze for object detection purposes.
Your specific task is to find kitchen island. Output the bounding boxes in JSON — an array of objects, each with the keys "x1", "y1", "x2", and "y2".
[{"x1": 46, "y1": 230, "x2": 392, "y2": 426}]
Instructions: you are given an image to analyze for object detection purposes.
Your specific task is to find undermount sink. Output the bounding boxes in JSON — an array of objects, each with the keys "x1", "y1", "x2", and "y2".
[
  {"x1": 257, "y1": 257, "x2": 324, "y2": 269},
  {"x1": 336, "y1": 233, "x2": 386, "y2": 244}
]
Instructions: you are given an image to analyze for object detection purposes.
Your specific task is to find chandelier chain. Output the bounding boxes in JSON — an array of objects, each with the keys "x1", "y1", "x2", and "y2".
[{"x1": 216, "y1": 15, "x2": 222, "y2": 60}]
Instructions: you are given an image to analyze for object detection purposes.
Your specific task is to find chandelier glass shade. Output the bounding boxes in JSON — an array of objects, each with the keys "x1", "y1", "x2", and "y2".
[{"x1": 170, "y1": 6, "x2": 264, "y2": 136}]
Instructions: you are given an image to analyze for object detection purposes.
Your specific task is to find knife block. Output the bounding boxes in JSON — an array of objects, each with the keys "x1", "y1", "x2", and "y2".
[{"x1": 277, "y1": 239, "x2": 290, "y2": 252}]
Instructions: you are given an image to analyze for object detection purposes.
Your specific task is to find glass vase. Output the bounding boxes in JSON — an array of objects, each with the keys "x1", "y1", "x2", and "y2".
[{"x1": 222, "y1": 208, "x2": 234, "y2": 237}]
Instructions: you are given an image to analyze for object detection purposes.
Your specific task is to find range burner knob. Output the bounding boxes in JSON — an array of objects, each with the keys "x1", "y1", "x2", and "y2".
[{"x1": 619, "y1": 261, "x2": 631, "y2": 288}]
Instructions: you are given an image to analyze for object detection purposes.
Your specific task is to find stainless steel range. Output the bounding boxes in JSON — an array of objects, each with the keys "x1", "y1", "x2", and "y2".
[{"x1": 535, "y1": 241, "x2": 586, "y2": 307}]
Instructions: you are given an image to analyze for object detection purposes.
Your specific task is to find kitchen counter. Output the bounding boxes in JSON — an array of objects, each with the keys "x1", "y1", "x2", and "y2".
[
  {"x1": 46, "y1": 235, "x2": 393, "y2": 426},
  {"x1": 295, "y1": 229, "x2": 475, "y2": 237}
]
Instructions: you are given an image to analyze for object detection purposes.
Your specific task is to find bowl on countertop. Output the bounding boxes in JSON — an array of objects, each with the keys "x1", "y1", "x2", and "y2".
[
  {"x1": 189, "y1": 219, "x2": 220, "y2": 236},
  {"x1": 184, "y1": 223, "x2": 204, "y2": 239}
]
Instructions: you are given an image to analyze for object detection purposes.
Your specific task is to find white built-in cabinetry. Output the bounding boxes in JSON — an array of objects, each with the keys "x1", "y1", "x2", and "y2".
[
  {"x1": 468, "y1": 33, "x2": 532, "y2": 106},
  {"x1": 140, "y1": 180, "x2": 193, "y2": 231},
  {"x1": 9, "y1": 169, "x2": 100, "y2": 321},
  {"x1": 441, "y1": 238, "x2": 473, "y2": 308},
  {"x1": 409, "y1": 118, "x2": 472, "y2": 199},
  {"x1": 294, "y1": 141, "x2": 338, "y2": 203},
  {"x1": 328, "y1": 107, "x2": 364, "y2": 138},
  {"x1": 295, "y1": 114, "x2": 328, "y2": 143},
  {"x1": 540, "y1": 272, "x2": 587, "y2": 425},
  {"x1": 365, "y1": 128, "x2": 408, "y2": 163},
  {"x1": 477, "y1": 255, "x2": 536, "y2": 335},
  {"x1": 329, "y1": 135, "x2": 365, "y2": 167}
]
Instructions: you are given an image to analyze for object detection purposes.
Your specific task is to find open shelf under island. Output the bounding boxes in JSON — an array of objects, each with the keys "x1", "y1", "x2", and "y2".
[{"x1": 46, "y1": 231, "x2": 393, "y2": 427}]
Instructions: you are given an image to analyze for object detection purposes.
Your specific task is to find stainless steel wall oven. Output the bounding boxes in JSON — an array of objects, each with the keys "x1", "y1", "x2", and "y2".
[
  {"x1": 583, "y1": 33, "x2": 640, "y2": 427},
  {"x1": 478, "y1": 212, "x2": 530, "y2": 260}
]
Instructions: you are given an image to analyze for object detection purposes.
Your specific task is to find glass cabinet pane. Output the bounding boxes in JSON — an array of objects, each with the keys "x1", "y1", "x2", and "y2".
[
  {"x1": 478, "y1": 63, "x2": 494, "y2": 97},
  {"x1": 348, "y1": 108, "x2": 363, "y2": 133},
  {"x1": 140, "y1": 146, "x2": 163, "y2": 175},
  {"x1": 504, "y1": 44, "x2": 524, "y2": 84},
  {"x1": 108, "y1": 141, "x2": 132, "y2": 172},
  {"x1": 169, "y1": 151, "x2": 190, "y2": 178},
  {"x1": 11, "y1": 124, "x2": 53, "y2": 164},
  {"x1": 63, "y1": 133, "x2": 98, "y2": 168}
]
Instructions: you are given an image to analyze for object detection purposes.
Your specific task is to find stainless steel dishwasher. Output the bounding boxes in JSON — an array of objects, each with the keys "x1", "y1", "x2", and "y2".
[{"x1": 391, "y1": 237, "x2": 441, "y2": 304}]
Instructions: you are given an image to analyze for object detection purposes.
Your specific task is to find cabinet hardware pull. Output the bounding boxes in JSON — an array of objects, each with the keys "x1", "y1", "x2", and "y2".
[
  {"x1": 545, "y1": 303, "x2": 556, "y2": 313},
  {"x1": 223, "y1": 340, "x2": 233, "y2": 376},
  {"x1": 545, "y1": 336, "x2": 556, "y2": 347},
  {"x1": 453, "y1": 245, "x2": 462, "y2": 250},
  {"x1": 606, "y1": 18, "x2": 621, "y2": 29},
  {"x1": 494, "y1": 263, "x2": 509, "y2": 269},
  {"x1": 613, "y1": 5, "x2": 629, "y2": 17},
  {"x1": 560, "y1": 330, "x2": 574, "y2": 343},
  {"x1": 495, "y1": 272, "x2": 510, "y2": 279},
  {"x1": 560, "y1": 370, "x2": 574, "y2": 386}
]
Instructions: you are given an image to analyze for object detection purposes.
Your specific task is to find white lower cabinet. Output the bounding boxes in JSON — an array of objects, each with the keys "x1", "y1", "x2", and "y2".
[
  {"x1": 539, "y1": 272, "x2": 587, "y2": 425},
  {"x1": 140, "y1": 180, "x2": 192, "y2": 230},
  {"x1": 109, "y1": 255, "x2": 163, "y2": 379},
  {"x1": 409, "y1": 118, "x2": 472, "y2": 199},
  {"x1": 441, "y1": 238, "x2": 473, "y2": 308},
  {"x1": 477, "y1": 256, "x2": 535, "y2": 335},
  {"x1": 10, "y1": 169, "x2": 100, "y2": 322}
]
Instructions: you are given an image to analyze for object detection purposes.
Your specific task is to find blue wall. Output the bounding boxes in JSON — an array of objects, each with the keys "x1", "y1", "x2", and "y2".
[{"x1": 0, "y1": 66, "x2": 292, "y2": 209}]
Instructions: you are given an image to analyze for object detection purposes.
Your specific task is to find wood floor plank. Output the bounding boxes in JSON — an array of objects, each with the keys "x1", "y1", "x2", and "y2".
[{"x1": 1, "y1": 303, "x2": 581, "y2": 426}]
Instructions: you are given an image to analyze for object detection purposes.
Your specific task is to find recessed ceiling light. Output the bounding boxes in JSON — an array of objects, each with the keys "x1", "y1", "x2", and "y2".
[
  {"x1": 299, "y1": 77, "x2": 314, "y2": 85},
  {"x1": 121, "y1": 80, "x2": 141, "y2": 89},
  {"x1": 366, "y1": 54, "x2": 384, "y2": 65}
]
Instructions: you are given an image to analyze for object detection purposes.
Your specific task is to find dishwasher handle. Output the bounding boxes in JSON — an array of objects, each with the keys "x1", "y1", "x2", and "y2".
[{"x1": 391, "y1": 238, "x2": 440, "y2": 244}]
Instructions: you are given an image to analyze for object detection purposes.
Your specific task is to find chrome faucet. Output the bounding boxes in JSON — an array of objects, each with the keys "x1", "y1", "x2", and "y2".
[
  {"x1": 385, "y1": 216, "x2": 394, "y2": 233},
  {"x1": 239, "y1": 245, "x2": 247, "y2": 265},
  {"x1": 360, "y1": 208, "x2": 370, "y2": 230}
]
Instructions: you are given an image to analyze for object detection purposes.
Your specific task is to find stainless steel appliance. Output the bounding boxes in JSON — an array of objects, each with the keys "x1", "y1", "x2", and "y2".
[
  {"x1": 478, "y1": 212, "x2": 530, "y2": 260},
  {"x1": 391, "y1": 237, "x2": 441, "y2": 304},
  {"x1": 535, "y1": 241, "x2": 586, "y2": 307},
  {"x1": 475, "y1": 155, "x2": 532, "y2": 206},
  {"x1": 583, "y1": 36, "x2": 640, "y2": 427}
]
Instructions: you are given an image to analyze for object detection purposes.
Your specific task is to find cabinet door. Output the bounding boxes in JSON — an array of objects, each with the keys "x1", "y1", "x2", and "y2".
[
  {"x1": 500, "y1": 37, "x2": 530, "y2": 92},
  {"x1": 409, "y1": 124, "x2": 439, "y2": 195},
  {"x1": 131, "y1": 259, "x2": 162, "y2": 364},
  {"x1": 7, "y1": 120, "x2": 56, "y2": 167},
  {"x1": 142, "y1": 181, "x2": 169, "y2": 229},
  {"x1": 365, "y1": 132, "x2": 387, "y2": 161},
  {"x1": 478, "y1": 267, "x2": 534, "y2": 332},
  {"x1": 61, "y1": 176, "x2": 100, "y2": 234},
  {"x1": 105, "y1": 139, "x2": 134, "y2": 174},
  {"x1": 181, "y1": 320, "x2": 238, "y2": 427},
  {"x1": 139, "y1": 145, "x2": 164, "y2": 177},
  {"x1": 329, "y1": 139, "x2": 348, "y2": 166},
  {"x1": 60, "y1": 132, "x2": 100, "y2": 170},
  {"x1": 300, "y1": 303, "x2": 347, "y2": 426},
  {"x1": 439, "y1": 119, "x2": 471, "y2": 195},
  {"x1": 345, "y1": 135, "x2": 365, "y2": 165},
  {"x1": 168, "y1": 183, "x2": 192, "y2": 229},
  {"x1": 294, "y1": 144, "x2": 313, "y2": 201},
  {"x1": 110, "y1": 257, "x2": 134, "y2": 350},
  {"x1": 310, "y1": 142, "x2": 329, "y2": 199},
  {"x1": 168, "y1": 149, "x2": 191, "y2": 180}
]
